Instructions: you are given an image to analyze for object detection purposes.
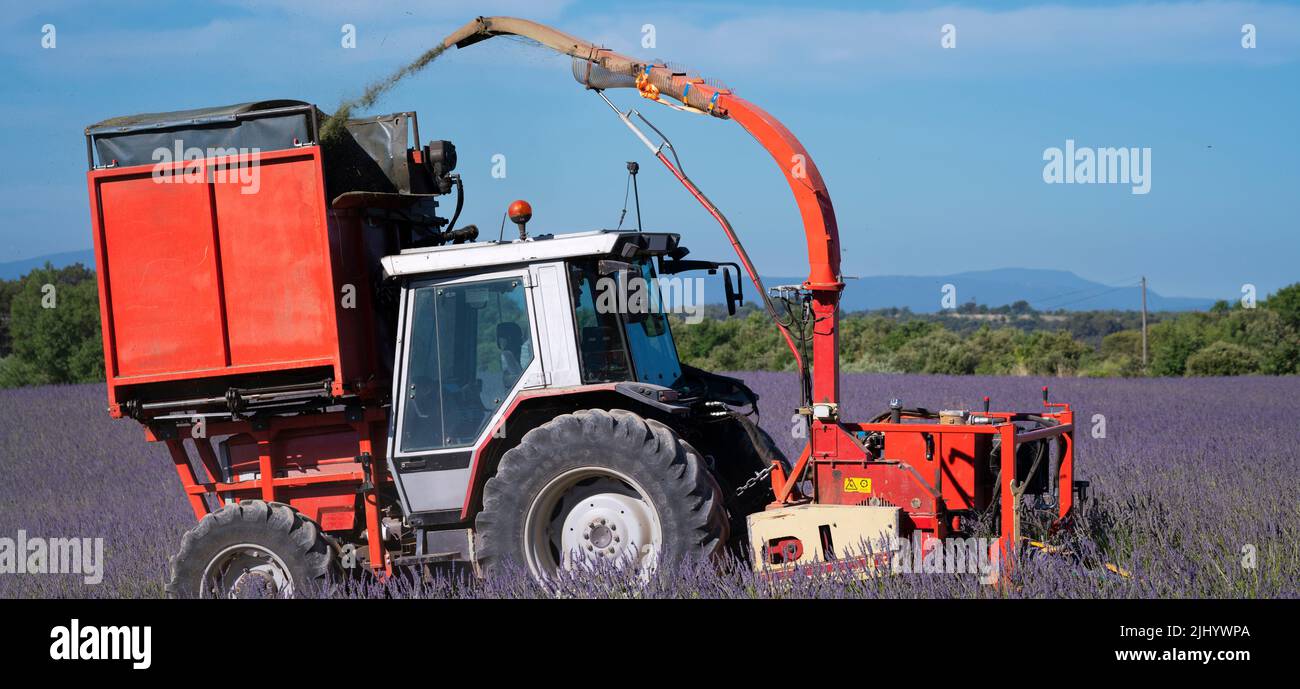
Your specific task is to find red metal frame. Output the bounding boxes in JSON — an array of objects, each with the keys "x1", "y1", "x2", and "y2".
[
  {"x1": 151, "y1": 407, "x2": 392, "y2": 573},
  {"x1": 768, "y1": 406, "x2": 1076, "y2": 569}
]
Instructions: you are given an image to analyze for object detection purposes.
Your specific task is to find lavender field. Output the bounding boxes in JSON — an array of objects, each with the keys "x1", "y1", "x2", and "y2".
[{"x1": 1, "y1": 375, "x2": 1297, "y2": 598}]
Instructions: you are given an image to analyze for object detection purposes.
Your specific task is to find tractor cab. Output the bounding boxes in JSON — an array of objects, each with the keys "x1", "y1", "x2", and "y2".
[{"x1": 378, "y1": 228, "x2": 739, "y2": 518}]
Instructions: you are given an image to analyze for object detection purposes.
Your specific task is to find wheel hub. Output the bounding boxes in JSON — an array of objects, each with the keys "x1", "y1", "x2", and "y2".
[
  {"x1": 525, "y1": 468, "x2": 664, "y2": 578},
  {"x1": 230, "y1": 569, "x2": 278, "y2": 598},
  {"x1": 202, "y1": 544, "x2": 294, "y2": 598},
  {"x1": 588, "y1": 523, "x2": 613, "y2": 549},
  {"x1": 560, "y1": 493, "x2": 655, "y2": 566}
]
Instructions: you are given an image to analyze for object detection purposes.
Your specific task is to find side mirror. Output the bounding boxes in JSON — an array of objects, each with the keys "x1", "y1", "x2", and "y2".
[{"x1": 723, "y1": 267, "x2": 744, "y2": 316}]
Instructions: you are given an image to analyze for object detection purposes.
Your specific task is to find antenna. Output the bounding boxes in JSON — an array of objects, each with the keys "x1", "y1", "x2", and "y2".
[
  {"x1": 616, "y1": 161, "x2": 642, "y2": 231},
  {"x1": 628, "y1": 161, "x2": 642, "y2": 231}
]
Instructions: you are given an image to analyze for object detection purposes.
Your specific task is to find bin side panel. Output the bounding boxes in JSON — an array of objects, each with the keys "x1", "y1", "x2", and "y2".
[
  {"x1": 329, "y1": 210, "x2": 392, "y2": 393},
  {"x1": 214, "y1": 152, "x2": 335, "y2": 369},
  {"x1": 97, "y1": 173, "x2": 227, "y2": 378}
]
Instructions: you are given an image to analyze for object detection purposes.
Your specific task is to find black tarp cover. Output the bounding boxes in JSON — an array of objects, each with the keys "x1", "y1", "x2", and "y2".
[{"x1": 85, "y1": 100, "x2": 313, "y2": 168}]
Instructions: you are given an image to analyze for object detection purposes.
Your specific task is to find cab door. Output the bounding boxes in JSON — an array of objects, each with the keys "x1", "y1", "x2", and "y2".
[{"x1": 386, "y1": 269, "x2": 541, "y2": 517}]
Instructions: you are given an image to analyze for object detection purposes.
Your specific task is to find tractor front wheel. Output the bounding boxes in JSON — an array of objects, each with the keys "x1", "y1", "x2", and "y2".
[
  {"x1": 165, "y1": 500, "x2": 336, "y2": 598},
  {"x1": 474, "y1": 409, "x2": 728, "y2": 578}
]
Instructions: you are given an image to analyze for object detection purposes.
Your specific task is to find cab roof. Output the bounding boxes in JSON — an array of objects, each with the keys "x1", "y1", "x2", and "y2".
[{"x1": 380, "y1": 230, "x2": 680, "y2": 279}]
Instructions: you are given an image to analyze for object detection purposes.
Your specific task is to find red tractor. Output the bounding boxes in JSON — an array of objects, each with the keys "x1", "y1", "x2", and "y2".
[{"x1": 84, "y1": 17, "x2": 1081, "y2": 596}]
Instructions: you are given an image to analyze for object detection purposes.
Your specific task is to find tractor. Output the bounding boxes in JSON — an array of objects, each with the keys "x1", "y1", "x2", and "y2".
[{"x1": 83, "y1": 17, "x2": 1082, "y2": 597}]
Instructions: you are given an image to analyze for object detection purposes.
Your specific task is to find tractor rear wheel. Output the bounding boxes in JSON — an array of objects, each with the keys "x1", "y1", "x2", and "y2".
[
  {"x1": 165, "y1": 500, "x2": 336, "y2": 598},
  {"x1": 474, "y1": 409, "x2": 728, "y2": 578}
]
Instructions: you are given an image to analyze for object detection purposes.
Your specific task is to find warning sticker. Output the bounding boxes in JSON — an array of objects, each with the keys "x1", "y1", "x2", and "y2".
[{"x1": 843, "y1": 477, "x2": 873, "y2": 494}]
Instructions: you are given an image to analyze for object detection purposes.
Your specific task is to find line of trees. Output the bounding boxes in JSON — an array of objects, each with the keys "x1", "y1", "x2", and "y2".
[
  {"x1": 672, "y1": 283, "x2": 1300, "y2": 377},
  {"x1": 0, "y1": 263, "x2": 1295, "y2": 388}
]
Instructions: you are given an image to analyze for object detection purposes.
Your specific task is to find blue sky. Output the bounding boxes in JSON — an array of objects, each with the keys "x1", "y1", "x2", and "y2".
[{"x1": 0, "y1": 0, "x2": 1296, "y2": 300}]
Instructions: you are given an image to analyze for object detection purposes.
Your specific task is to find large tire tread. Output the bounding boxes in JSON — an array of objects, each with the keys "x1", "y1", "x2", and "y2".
[
  {"x1": 475, "y1": 409, "x2": 727, "y2": 577},
  {"x1": 165, "y1": 500, "x2": 334, "y2": 598}
]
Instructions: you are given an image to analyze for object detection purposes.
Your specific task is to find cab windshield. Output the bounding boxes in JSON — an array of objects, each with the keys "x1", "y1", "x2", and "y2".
[{"x1": 569, "y1": 258, "x2": 682, "y2": 387}]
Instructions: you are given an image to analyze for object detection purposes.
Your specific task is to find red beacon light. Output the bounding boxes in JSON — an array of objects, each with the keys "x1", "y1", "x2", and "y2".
[{"x1": 508, "y1": 199, "x2": 532, "y2": 240}]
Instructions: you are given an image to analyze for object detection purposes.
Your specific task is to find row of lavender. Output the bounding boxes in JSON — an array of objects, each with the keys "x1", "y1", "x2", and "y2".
[{"x1": 1, "y1": 375, "x2": 1295, "y2": 598}]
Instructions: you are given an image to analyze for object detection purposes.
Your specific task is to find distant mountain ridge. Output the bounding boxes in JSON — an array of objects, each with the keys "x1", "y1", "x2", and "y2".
[
  {"x1": 1, "y1": 250, "x2": 1216, "y2": 312},
  {"x1": 0, "y1": 249, "x2": 96, "y2": 280},
  {"x1": 708, "y1": 267, "x2": 1217, "y2": 312}
]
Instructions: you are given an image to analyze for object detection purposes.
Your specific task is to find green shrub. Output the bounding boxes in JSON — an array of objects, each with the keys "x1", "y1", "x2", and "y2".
[
  {"x1": 0, "y1": 355, "x2": 51, "y2": 387},
  {"x1": 1016, "y1": 330, "x2": 1091, "y2": 376},
  {"x1": 3, "y1": 263, "x2": 104, "y2": 387},
  {"x1": 1148, "y1": 314, "x2": 1209, "y2": 376},
  {"x1": 1184, "y1": 341, "x2": 1263, "y2": 376},
  {"x1": 1263, "y1": 283, "x2": 1300, "y2": 332},
  {"x1": 1100, "y1": 330, "x2": 1142, "y2": 360}
]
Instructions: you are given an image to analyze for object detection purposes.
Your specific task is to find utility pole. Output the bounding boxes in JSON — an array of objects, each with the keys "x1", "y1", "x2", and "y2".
[{"x1": 1140, "y1": 276, "x2": 1148, "y2": 369}]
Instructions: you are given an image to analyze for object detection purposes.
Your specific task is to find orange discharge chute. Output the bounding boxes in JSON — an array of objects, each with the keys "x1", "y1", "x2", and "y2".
[{"x1": 443, "y1": 16, "x2": 845, "y2": 405}]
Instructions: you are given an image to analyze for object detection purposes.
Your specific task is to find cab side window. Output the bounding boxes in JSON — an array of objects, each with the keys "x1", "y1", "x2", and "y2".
[
  {"x1": 569, "y1": 261, "x2": 632, "y2": 383},
  {"x1": 401, "y1": 277, "x2": 533, "y2": 453}
]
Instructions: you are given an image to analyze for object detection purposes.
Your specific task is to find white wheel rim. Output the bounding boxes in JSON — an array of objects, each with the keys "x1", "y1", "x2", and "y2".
[{"x1": 524, "y1": 467, "x2": 662, "y2": 578}]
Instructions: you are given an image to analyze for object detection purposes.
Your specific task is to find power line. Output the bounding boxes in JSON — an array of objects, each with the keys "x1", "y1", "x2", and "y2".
[
  {"x1": 1029, "y1": 271, "x2": 1144, "y2": 306},
  {"x1": 1039, "y1": 282, "x2": 1141, "y2": 311}
]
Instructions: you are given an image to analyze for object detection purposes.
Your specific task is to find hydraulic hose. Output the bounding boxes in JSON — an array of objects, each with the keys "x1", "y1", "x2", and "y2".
[
  {"x1": 650, "y1": 147, "x2": 804, "y2": 373},
  {"x1": 593, "y1": 90, "x2": 805, "y2": 375}
]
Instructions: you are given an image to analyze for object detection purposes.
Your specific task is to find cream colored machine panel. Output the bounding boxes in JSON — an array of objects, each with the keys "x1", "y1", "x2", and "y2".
[{"x1": 747, "y1": 504, "x2": 900, "y2": 571}]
